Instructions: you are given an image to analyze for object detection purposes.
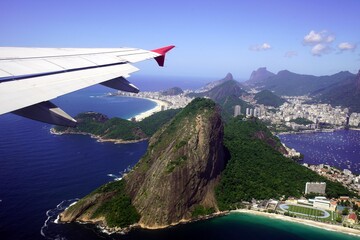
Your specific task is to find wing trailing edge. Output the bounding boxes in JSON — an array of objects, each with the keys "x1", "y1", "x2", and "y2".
[
  {"x1": 12, "y1": 101, "x2": 77, "y2": 127},
  {"x1": 0, "y1": 45, "x2": 175, "y2": 127}
]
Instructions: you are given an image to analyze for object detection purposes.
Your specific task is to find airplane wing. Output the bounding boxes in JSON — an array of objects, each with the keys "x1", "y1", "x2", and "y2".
[{"x1": 0, "y1": 45, "x2": 174, "y2": 126}]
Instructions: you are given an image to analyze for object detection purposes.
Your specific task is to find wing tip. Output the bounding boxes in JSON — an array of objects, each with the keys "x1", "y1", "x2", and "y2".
[{"x1": 151, "y1": 45, "x2": 175, "y2": 67}]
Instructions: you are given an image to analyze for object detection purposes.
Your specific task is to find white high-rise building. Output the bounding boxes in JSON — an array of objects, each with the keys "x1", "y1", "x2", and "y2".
[{"x1": 234, "y1": 105, "x2": 241, "y2": 117}]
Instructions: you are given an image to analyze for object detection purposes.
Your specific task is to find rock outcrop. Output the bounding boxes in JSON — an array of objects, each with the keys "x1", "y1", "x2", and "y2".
[
  {"x1": 246, "y1": 67, "x2": 275, "y2": 85},
  {"x1": 125, "y1": 98, "x2": 226, "y2": 228},
  {"x1": 60, "y1": 98, "x2": 226, "y2": 229}
]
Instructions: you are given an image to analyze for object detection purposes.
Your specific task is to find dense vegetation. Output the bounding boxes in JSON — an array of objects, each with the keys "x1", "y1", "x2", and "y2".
[
  {"x1": 133, "y1": 98, "x2": 217, "y2": 174},
  {"x1": 254, "y1": 89, "x2": 286, "y2": 107},
  {"x1": 216, "y1": 95, "x2": 250, "y2": 121},
  {"x1": 54, "y1": 109, "x2": 181, "y2": 141},
  {"x1": 91, "y1": 180, "x2": 140, "y2": 228},
  {"x1": 215, "y1": 117, "x2": 355, "y2": 210},
  {"x1": 191, "y1": 205, "x2": 215, "y2": 218}
]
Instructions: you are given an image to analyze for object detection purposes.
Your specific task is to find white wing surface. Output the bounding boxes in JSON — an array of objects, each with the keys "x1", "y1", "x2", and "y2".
[{"x1": 0, "y1": 45, "x2": 174, "y2": 126}]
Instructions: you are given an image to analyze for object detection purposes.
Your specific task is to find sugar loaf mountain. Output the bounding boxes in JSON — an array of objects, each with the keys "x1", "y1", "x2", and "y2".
[{"x1": 59, "y1": 95, "x2": 354, "y2": 231}]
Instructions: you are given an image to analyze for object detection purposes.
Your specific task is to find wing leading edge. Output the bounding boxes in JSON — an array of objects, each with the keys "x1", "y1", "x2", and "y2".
[{"x1": 0, "y1": 45, "x2": 174, "y2": 126}]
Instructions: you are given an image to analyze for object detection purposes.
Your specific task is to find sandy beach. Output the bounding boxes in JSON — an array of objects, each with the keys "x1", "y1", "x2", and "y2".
[
  {"x1": 129, "y1": 97, "x2": 170, "y2": 121},
  {"x1": 232, "y1": 209, "x2": 360, "y2": 237}
]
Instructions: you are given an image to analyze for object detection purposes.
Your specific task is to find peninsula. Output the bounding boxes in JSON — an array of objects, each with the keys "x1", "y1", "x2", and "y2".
[{"x1": 58, "y1": 98, "x2": 358, "y2": 236}]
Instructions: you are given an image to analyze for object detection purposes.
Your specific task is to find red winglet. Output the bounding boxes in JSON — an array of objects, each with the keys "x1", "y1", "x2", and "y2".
[{"x1": 151, "y1": 45, "x2": 175, "y2": 67}]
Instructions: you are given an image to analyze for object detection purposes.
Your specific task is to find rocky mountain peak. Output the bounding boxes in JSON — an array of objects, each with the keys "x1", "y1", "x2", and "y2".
[
  {"x1": 125, "y1": 98, "x2": 226, "y2": 228},
  {"x1": 200, "y1": 73, "x2": 235, "y2": 91},
  {"x1": 223, "y1": 72, "x2": 234, "y2": 81},
  {"x1": 246, "y1": 67, "x2": 275, "y2": 84}
]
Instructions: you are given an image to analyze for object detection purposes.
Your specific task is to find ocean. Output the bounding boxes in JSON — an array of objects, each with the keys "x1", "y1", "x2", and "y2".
[{"x1": 0, "y1": 76, "x2": 359, "y2": 239}]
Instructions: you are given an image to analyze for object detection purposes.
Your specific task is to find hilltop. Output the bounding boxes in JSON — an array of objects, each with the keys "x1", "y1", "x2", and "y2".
[
  {"x1": 161, "y1": 86, "x2": 184, "y2": 96},
  {"x1": 254, "y1": 89, "x2": 286, "y2": 107},
  {"x1": 188, "y1": 75, "x2": 250, "y2": 120},
  {"x1": 60, "y1": 98, "x2": 226, "y2": 229},
  {"x1": 245, "y1": 67, "x2": 275, "y2": 86},
  {"x1": 199, "y1": 73, "x2": 235, "y2": 92}
]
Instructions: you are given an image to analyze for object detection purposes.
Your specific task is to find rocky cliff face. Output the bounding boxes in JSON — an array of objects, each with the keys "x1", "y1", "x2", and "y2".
[
  {"x1": 125, "y1": 98, "x2": 226, "y2": 228},
  {"x1": 59, "y1": 98, "x2": 226, "y2": 230},
  {"x1": 246, "y1": 67, "x2": 275, "y2": 85}
]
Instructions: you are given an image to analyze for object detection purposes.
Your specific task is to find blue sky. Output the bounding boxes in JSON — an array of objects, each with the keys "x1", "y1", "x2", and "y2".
[{"x1": 1, "y1": 0, "x2": 359, "y2": 80}]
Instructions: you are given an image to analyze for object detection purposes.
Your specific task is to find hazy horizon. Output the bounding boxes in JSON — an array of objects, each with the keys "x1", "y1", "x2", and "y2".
[{"x1": 1, "y1": 0, "x2": 359, "y2": 79}]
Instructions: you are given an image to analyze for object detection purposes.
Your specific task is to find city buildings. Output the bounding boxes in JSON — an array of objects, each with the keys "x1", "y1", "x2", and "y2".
[{"x1": 234, "y1": 105, "x2": 241, "y2": 117}]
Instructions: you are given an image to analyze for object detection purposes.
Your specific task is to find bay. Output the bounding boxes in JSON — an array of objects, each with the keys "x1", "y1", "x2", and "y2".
[
  {"x1": 1, "y1": 78, "x2": 360, "y2": 239},
  {"x1": 279, "y1": 130, "x2": 360, "y2": 174}
]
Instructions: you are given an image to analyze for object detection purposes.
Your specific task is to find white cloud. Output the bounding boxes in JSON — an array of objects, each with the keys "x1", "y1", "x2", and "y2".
[
  {"x1": 284, "y1": 51, "x2": 298, "y2": 58},
  {"x1": 311, "y1": 43, "x2": 332, "y2": 56},
  {"x1": 303, "y1": 30, "x2": 336, "y2": 56},
  {"x1": 303, "y1": 30, "x2": 335, "y2": 45},
  {"x1": 338, "y1": 42, "x2": 357, "y2": 52},
  {"x1": 250, "y1": 43, "x2": 272, "y2": 51}
]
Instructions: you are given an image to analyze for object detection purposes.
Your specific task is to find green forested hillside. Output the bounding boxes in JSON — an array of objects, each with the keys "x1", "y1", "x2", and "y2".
[
  {"x1": 54, "y1": 109, "x2": 181, "y2": 140},
  {"x1": 254, "y1": 89, "x2": 285, "y2": 107},
  {"x1": 215, "y1": 118, "x2": 355, "y2": 210}
]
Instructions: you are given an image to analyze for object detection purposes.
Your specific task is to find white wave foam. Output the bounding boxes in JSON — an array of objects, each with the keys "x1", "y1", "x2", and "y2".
[
  {"x1": 107, "y1": 173, "x2": 118, "y2": 178},
  {"x1": 41, "y1": 199, "x2": 79, "y2": 239},
  {"x1": 54, "y1": 214, "x2": 60, "y2": 224}
]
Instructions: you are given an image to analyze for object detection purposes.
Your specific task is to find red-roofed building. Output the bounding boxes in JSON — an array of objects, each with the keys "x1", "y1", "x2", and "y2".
[{"x1": 346, "y1": 213, "x2": 358, "y2": 225}]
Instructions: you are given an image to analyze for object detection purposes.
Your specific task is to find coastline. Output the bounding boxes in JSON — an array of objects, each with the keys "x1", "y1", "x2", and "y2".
[
  {"x1": 50, "y1": 128, "x2": 147, "y2": 144},
  {"x1": 276, "y1": 128, "x2": 336, "y2": 136},
  {"x1": 232, "y1": 209, "x2": 360, "y2": 237},
  {"x1": 126, "y1": 96, "x2": 170, "y2": 121}
]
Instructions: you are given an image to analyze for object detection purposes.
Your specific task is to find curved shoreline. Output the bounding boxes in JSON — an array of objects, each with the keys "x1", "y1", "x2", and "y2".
[
  {"x1": 126, "y1": 97, "x2": 170, "y2": 121},
  {"x1": 232, "y1": 209, "x2": 360, "y2": 237},
  {"x1": 50, "y1": 128, "x2": 147, "y2": 144}
]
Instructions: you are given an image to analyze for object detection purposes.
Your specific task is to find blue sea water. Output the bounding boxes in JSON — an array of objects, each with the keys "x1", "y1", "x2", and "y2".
[
  {"x1": 0, "y1": 78, "x2": 360, "y2": 239},
  {"x1": 279, "y1": 130, "x2": 360, "y2": 174}
]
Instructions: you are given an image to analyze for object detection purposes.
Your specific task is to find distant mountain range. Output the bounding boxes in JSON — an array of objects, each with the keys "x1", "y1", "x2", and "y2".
[
  {"x1": 245, "y1": 69, "x2": 355, "y2": 96},
  {"x1": 313, "y1": 70, "x2": 360, "y2": 112},
  {"x1": 242, "y1": 67, "x2": 360, "y2": 112}
]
